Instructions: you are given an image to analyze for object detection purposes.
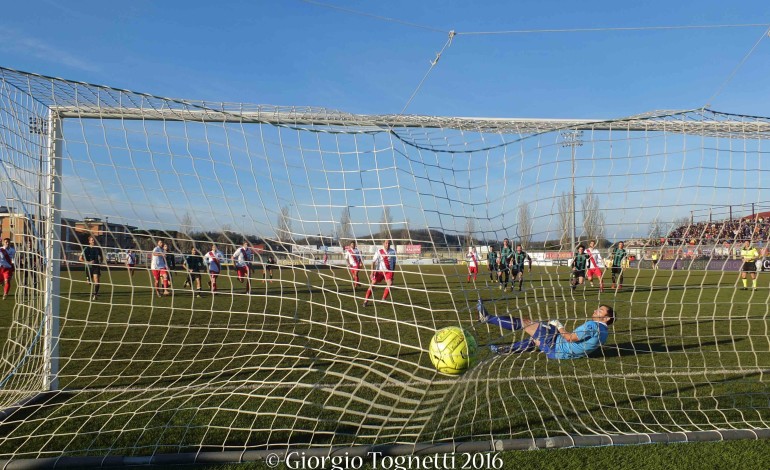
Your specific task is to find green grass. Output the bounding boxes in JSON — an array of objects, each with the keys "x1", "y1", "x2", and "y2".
[
  {"x1": 0, "y1": 263, "x2": 769, "y2": 463},
  {"x1": 152, "y1": 439, "x2": 770, "y2": 470}
]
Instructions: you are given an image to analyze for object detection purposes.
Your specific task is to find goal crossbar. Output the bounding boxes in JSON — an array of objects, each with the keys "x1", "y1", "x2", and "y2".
[{"x1": 51, "y1": 106, "x2": 770, "y2": 137}]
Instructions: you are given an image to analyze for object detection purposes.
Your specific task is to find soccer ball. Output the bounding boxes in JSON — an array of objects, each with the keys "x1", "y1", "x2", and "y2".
[{"x1": 428, "y1": 326, "x2": 478, "y2": 375}]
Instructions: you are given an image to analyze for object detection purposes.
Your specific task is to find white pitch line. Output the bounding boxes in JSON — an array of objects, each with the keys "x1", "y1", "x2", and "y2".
[{"x1": 51, "y1": 367, "x2": 770, "y2": 395}]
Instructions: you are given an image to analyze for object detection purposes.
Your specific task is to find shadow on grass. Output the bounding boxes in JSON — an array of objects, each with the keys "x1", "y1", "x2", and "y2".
[
  {"x1": 597, "y1": 338, "x2": 739, "y2": 358},
  {"x1": 0, "y1": 390, "x2": 77, "y2": 441}
]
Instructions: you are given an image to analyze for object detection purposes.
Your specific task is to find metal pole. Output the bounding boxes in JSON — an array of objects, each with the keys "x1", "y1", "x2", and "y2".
[
  {"x1": 561, "y1": 131, "x2": 582, "y2": 253},
  {"x1": 571, "y1": 143, "x2": 576, "y2": 252},
  {"x1": 29, "y1": 117, "x2": 48, "y2": 245}
]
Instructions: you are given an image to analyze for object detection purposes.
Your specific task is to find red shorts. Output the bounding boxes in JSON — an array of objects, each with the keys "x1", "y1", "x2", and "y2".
[
  {"x1": 0, "y1": 267, "x2": 14, "y2": 282},
  {"x1": 371, "y1": 271, "x2": 394, "y2": 284},
  {"x1": 586, "y1": 268, "x2": 603, "y2": 279},
  {"x1": 349, "y1": 265, "x2": 361, "y2": 275},
  {"x1": 236, "y1": 265, "x2": 250, "y2": 279},
  {"x1": 152, "y1": 269, "x2": 168, "y2": 281},
  {"x1": 468, "y1": 266, "x2": 478, "y2": 274}
]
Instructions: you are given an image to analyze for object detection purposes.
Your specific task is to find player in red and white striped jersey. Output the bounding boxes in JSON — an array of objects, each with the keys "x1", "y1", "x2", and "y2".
[
  {"x1": 232, "y1": 241, "x2": 253, "y2": 294},
  {"x1": 585, "y1": 240, "x2": 605, "y2": 292},
  {"x1": 0, "y1": 238, "x2": 16, "y2": 300},
  {"x1": 204, "y1": 244, "x2": 223, "y2": 293},
  {"x1": 343, "y1": 241, "x2": 364, "y2": 289},
  {"x1": 466, "y1": 246, "x2": 479, "y2": 282},
  {"x1": 363, "y1": 240, "x2": 396, "y2": 307},
  {"x1": 151, "y1": 240, "x2": 170, "y2": 297}
]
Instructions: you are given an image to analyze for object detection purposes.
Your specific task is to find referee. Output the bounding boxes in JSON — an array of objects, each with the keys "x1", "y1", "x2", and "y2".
[{"x1": 739, "y1": 240, "x2": 759, "y2": 291}]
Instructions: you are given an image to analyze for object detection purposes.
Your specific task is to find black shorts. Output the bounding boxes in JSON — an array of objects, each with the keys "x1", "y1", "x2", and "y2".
[
  {"x1": 573, "y1": 270, "x2": 586, "y2": 278},
  {"x1": 86, "y1": 264, "x2": 101, "y2": 277},
  {"x1": 742, "y1": 262, "x2": 757, "y2": 273},
  {"x1": 611, "y1": 266, "x2": 622, "y2": 275},
  {"x1": 511, "y1": 267, "x2": 524, "y2": 277},
  {"x1": 188, "y1": 271, "x2": 202, "y2": 281}
]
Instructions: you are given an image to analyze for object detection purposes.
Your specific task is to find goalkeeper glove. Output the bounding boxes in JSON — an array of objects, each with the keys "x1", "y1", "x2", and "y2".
[{"x1": 548, "y1": 320, "x2": 564, "y2": 330}]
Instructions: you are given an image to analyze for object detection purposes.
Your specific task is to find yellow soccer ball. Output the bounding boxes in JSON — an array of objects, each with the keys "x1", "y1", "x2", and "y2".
[{"x1": 428, "y1": 326, "x2": 478, "y2": 375}]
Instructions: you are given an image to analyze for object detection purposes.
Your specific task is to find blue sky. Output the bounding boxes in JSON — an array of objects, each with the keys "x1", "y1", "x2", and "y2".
[
  {"x1": 4, "y1": 0, "x2": 770, "y2": 118},
  {"x1": 3, "y1": 1, "x2": 770, "y2": 243}
]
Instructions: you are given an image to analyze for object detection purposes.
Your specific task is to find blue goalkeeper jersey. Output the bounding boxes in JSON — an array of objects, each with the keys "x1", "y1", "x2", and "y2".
[{"x1": 551, "y1": 321, "x2": 609, "y2": 359}]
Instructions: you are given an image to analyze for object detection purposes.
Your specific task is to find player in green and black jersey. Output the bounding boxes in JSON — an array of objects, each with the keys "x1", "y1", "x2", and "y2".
[
  {"x1": 183, "y1": 246, "x2": 206, "y2": 296},
  {"x1": 487, "y1": 246, "x2": 498, "y2": 282},
  {"x1": 610, "y1": 241, "x2": 627, "y2": 289},
  {"x1": 511, "y1": 245, "x2": 532, "y2": 291},
  {"x1": 499, "y1": 238, "x2": 514, "y2": 291},
  {"x1": 79, "y1": 236, "x2": 103, "y2": 300},
  {"x1": 264, "y1": 252, "x2": 278, "y2": 281},
  {"x1": 495, "y1": 255, "x2": 509, "y2": 290},
  {"x1": 571, "y1": 244, "x2": 590, "y2": 290}
]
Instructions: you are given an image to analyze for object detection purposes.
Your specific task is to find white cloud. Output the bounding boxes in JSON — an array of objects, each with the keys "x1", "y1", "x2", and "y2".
[{"x1": 0, "y1": 26, "x2": 101, "y2": 74}]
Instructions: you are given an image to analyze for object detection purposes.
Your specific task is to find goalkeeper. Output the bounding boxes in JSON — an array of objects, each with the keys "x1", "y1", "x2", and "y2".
[{"x1": 478, "y1": 300, "x2": 614, "y2": 359}]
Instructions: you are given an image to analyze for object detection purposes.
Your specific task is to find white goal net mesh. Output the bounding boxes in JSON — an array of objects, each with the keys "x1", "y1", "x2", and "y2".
[{"x1": 0, "y1": 68, "x2": 769, "y2": 461}]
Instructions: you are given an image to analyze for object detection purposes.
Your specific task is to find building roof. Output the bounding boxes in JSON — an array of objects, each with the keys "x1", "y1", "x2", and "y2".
[{"x1": 741, "y1": 211, "x2": 770, "y2": 220}]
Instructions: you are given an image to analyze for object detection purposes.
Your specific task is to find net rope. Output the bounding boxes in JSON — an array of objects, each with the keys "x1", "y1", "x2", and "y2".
[{"x1": 0, "y1": 67, "x2": 768, "y2": 460}]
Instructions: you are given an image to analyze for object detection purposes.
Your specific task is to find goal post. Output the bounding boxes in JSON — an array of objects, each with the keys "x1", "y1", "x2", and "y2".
[
  {"x1": 1, "y1": 67, "x2": 770, "y2": 465},
  {"x1": 41, "y1": 110, "x2": 62, "y2": 392}
]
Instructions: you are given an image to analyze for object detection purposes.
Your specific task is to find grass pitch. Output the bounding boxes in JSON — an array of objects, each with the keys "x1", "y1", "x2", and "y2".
[{"x1": 0, "y1": 263, "x2": 768, "y2": 461}]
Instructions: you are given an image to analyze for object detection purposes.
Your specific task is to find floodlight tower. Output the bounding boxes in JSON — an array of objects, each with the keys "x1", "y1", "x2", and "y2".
[
  {"x1": 29, "y1": 116, "x2": 48, "y2": 241},
  {"x1": 561, "y1": 130, "x2": 583, "y2": 253}
]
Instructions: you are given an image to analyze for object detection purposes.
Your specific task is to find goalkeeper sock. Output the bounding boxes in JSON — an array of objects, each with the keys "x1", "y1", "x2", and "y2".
[
  {"x1": 486, "y1": 315, "x2": 523, "y2": 331},
  {"x1": 742, "y1": 279, "x2": 748, "y2": 288},
  {"x1": 752, "y1": 279, "x2": 757, "y2": 288}
]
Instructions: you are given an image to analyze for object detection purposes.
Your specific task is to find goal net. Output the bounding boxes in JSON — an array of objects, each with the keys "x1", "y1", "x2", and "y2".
[{"x1": 1, "y1": 67, "x2": 769, "y2": 464}]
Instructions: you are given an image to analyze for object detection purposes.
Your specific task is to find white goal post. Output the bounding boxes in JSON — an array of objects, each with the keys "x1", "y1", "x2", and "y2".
[{"x1": 1, "y1": 67, "x2": 770, "y2": 466}]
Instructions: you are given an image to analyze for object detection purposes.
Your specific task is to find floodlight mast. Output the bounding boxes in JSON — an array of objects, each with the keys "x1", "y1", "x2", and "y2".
[{"x1": 561, "y1": 131, "x2": 583, "y2": 254}]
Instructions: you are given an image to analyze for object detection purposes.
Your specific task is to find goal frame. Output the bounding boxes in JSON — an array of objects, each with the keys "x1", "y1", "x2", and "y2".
[{"x1": 2, "y1": 77, "x2": 770, "y2": 465}]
